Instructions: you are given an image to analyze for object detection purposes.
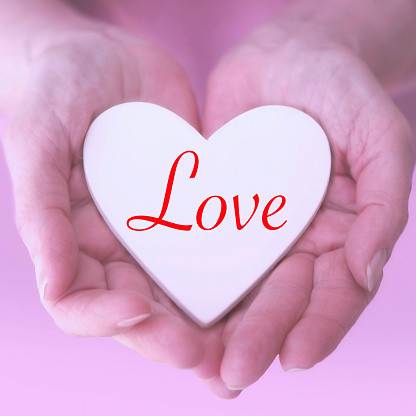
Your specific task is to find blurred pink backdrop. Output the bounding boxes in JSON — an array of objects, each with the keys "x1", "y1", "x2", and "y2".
[{"x1": 1, "y1": 1, "x2": 416, "y2": 414}]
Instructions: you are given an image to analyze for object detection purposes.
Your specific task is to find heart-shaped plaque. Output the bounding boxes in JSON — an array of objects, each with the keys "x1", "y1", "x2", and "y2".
[{"x1": 83, "y1": 103, "x2": 331, "y2": 327}]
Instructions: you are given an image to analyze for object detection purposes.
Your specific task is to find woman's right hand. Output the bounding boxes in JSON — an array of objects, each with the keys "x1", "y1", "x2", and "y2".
[{"x1": 1, "y1": 8, "x2": 233, "y2": 394}]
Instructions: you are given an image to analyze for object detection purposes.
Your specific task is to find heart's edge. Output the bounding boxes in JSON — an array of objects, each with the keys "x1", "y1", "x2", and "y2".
[
  {"x1": 83, "y1": 102, "x2": 332, "y2": 327},
  {"x1": 84, "y1": 177, "x2": 329, "y2": 327}
]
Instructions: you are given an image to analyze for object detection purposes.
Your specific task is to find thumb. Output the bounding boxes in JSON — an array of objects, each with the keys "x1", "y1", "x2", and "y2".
[
  {"x1": 3, "y1": 105, "x2": 154, "y2": 337},
  {"x1": 203, "y1": 58, "x2": 261, "y2": 137},
  {"x1": 3, "y1": 102, "x2": 78, "y2": 302},
  {"x1": 345, "y1": 111, "x2": 414, "y2": 292}
]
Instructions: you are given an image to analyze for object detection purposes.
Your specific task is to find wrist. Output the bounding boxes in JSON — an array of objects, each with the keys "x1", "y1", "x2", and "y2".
[{"x1": 274, "y1": 0, "x2": 416, "y2": 87}]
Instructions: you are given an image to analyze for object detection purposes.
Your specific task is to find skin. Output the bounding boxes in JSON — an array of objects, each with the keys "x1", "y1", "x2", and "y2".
[
  {"x1": 1, "y1": 0, "x2": 416, "y2": 399},
  {"x1": 203, "y1": 1, "x2": 416, "y2": 389}
]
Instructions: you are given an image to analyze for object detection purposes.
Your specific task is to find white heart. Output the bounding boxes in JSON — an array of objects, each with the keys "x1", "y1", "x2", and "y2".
[{"x1": 83, "y1": 103, "x2": 331, "y2": 327}]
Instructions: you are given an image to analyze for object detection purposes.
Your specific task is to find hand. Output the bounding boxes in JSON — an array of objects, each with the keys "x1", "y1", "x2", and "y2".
[
  {"x1": 2, "y1": 21, "x2": 232, "y2": 381},
  {"x1": 202, "y1": 18, "x2": 414, "y2": 391}
]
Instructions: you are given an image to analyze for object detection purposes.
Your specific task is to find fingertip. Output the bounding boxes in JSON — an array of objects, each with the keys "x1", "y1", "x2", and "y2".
[
  {"x1": 219, "y1": 332, "x2": 271, "y2": 385},
  {"x1": 220, "y1": 254, "x2": 314, "y2": 390},
  {"x1": 48, "y1": 289, "x2": 153, "y2": 337},
  {"x1": 279, "y1": 339, "x2": 316, "y2": 372},
  {"x1": 219, "y1": 320, "x2": 280, "y2": 390},
  {"x1": 113, "y1": 295, "x2": 153, "y2": 329},
  {"x1": 203, "y1": 60, "x2": 255, "y2": 137},
  {"x1": 29, "y1": 213, "x2": 79, "y2": 302},
  {"x1": 118, "y1": 314, "x2": 206, "y2": 370},
  {"x1": 33, "y1": 256, "x2": 48, "y2": 303},
  {"x1": 107, "y1": 290, "x2": 153, "y2": 329},
  {"x1": 344, "y1": 204, "x2": 399, "y2": 293},
  {"x1": 203, "y1": 376, "x2": 242, "y2": 399},
  {"x1": 192, "y1": 330, "x2": 224, "y2": 380},
  {"x1": 367, "y1": 248, "x2": 388, "y2": 292},
  {"x1": 38, "y1": 280, "x2": 48, "y2": 304},
  {"x1": 284, "y1": 367, "x2": 309, "y2": 373},
  {"x1": 116, "y1": 312, "x2": 152, "y2": 328},
  {"x1": 278, "y1": 332, "x2": 323, "y2": 373},
  {"x1": 219, "y1": 329, "x2": 260, "y2": 390},
  {"x1": 163, "y1": 323, "x2": 206, "y2": 370}
]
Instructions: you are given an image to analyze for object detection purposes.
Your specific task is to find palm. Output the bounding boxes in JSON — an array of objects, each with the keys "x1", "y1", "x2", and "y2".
[
  {"x1": 4, "y1": 18, "x2": 412, "y2": 398},
  {"x1": 4, "y1": 26, "x2": 229, "y2": 372},
  {"x1": 203, "y1": 25, "x2": 413, "y2": 390}
]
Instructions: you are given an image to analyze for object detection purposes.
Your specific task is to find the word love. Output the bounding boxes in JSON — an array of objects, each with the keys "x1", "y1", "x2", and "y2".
[{"x1": 127, "y1": 151, "x2": 287, "y2": 232}]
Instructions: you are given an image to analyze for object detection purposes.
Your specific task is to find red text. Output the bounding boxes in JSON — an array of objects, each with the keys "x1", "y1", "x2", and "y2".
[{"x1": 127, "y1": 151, "x2": 287, "y2": 231}]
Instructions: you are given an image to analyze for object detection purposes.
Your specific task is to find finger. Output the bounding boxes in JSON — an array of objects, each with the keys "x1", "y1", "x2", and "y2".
[
  {"x1": 203, "y1": 376, "x2": 241, "y2": 400},
  {"x1": 3, "y1": 107, "x2": 79, "y2": 301},
  {"x1": 144, "y1": 58, "x2": 200, "y2": 130},
  {"x1": 3, "y1": 48, "x2": 199, "y2": 301},
  {"x1": 345, "y1": 106, "x2": 414, "y2": 292},
  {"x1": 124, "y1": 39, "x2": 200, "y2": 130},
  {"x1": 192, "y1": 325, "x2": 225, "y2": 380},
  {"x1": 43, "y1": 253, "x2": 151, "y2": 337},
  {"x1": 113, "y1": 314, "x2": 205, "y2": 370},
  {"x1": 109, "y1": 265, "x2": 225, "y2": 374},
  {"x1": 220, "y1": 253, "x2": 314, "y2": 390},
  {"x1": 50, "y1": 289, "x2": 151, "y2": 337},
  {"x1": 279, "y1": 249, "x2": 370, "y2": 371},
  {"x1": 203, "y1": 54, "x2": 259, "y2": 137}
]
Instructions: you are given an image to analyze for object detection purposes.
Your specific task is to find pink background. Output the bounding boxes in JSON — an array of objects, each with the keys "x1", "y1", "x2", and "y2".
[{"x1": 1, "y1": 1, "x2": 416, "y2": 413}]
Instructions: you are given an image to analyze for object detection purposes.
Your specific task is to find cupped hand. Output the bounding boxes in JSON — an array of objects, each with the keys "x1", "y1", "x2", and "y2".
[
  {"x1": 3, "y1": 8, "x2": 413, "y2": 401},
  {"x1": 202, "y1": 20, "x2": 414, "y2": 391},
  {"x1": 2, "y1": 22, "x2": 233, "y2": 386}
]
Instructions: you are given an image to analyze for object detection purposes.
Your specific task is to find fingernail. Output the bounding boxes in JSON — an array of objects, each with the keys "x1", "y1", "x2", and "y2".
[
  {"x1": 34, "y1": 257, "x2": 47, "y2": 301},
  {"x1": 367, "y1": 248, "x2": 388, "y2": 292},
  {"x1": 39, "y1": 280, "x2": 47, "y2": 302},
  {"x1": 286, "y1": 368, "x2": 307, "y2": 373},
  {"x1": 226, "y1": 385, "x2": 246, "y2": 391},
  {"x1": 34, "y1": 257, "x2": 42, "y2": 281},
  {"x1": 117, "y1": 313, "x2": 151, "y2": 328}
]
